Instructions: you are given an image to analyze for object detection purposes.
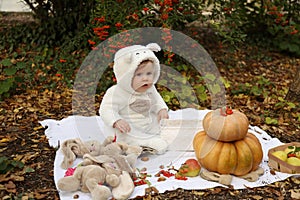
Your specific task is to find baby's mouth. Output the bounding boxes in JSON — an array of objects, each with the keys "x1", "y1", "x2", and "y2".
[
  {"x1": 138, "y1": 83, "x2": 152, "y2": 89},
  {"x1": 142, "y1": 83, "x2": 153, "y2": 88}
]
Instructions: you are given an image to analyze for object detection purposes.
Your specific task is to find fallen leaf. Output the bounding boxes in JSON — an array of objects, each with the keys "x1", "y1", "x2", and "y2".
[
  {"x1": 251, "y1": 195, "x2": 263, "y2": 200},
  {"x1": 291, "y1": 189, "x2": 300, "y2": 199},
  {"x1": 5, "y1": 181, "x2": 16, "y2": 193},
  {"x1": 0, "y1": 147, "x2": 8, "y2": 152},
  {"x1": 158, "y1": 176, "x2": 166, "y2": 182},
  {"x1": 192, "y1": 191, "x2": 205, "y2": 196},
  {"x1": 0, "y1": 138, "x2": 10, "y2": 143}
]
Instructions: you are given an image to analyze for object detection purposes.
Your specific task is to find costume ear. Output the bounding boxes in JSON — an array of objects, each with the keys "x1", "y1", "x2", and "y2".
[
  {"x1": 146, "y1": 43, "x2": 161, "y2": 52},
  {"x1": 122, "y1": 52, "x2": 132, "y2": 63}
]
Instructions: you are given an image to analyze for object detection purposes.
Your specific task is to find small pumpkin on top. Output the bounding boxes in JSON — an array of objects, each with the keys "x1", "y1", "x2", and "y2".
[{"x1": 203, "y1": 106, "x2": 249, "y2": 142}]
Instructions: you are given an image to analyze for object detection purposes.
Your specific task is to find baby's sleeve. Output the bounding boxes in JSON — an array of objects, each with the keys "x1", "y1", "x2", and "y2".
[
  {"x1": 99, "y1": 86, "x2": 122, "y2": 127},
  {"x1": 150, "y1": 87, "x2": 169, "y2": 114}
]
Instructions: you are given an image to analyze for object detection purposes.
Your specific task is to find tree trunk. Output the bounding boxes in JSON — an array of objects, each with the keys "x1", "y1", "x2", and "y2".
[{"x1": 286, "y1": 65, "x2": 300, "y2": 102}]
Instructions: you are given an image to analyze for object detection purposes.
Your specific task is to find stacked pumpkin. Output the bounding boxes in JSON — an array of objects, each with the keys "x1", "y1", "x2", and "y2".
[{"x1": 193, "y1": 106, "x2": 263, "y2": 176}]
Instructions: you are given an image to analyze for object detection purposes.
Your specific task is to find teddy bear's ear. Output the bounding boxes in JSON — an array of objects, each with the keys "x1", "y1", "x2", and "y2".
[
  {"x1": 112, "y1": 171, "x2": 135, "y2": 200},
  {"x1": 60, "y1": 139, "x2": 78, "y2": 169},
  {"x1": 146, "y1": 43, "x2": 161, "y2": 52},
  {"x1": 60, "y1": 138, "x2": 91, "y2": 169}
]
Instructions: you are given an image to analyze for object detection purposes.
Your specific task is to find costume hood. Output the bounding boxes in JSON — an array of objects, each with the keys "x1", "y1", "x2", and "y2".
[{"x1": 113, "y1": 43, "x2": 161, "y2": 93}]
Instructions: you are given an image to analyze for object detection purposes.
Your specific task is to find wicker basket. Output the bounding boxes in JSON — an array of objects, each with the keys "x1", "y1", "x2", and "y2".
[{"x1": 268, "y1": 142, "x2": 300, "y2": 174}]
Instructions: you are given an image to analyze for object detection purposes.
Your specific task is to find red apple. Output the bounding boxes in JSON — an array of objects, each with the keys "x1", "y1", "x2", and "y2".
[{"x1": 177, "y1": 158, "x2": 201, "y2": 177}]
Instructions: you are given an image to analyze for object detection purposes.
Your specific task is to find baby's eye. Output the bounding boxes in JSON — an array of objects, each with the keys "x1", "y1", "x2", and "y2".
[
  {"x1": 135, "y1": 73, "x2": 142, "y2": 77},
  {"x1": 147, "y1": 72, "x2": 153, "y2": 75}
]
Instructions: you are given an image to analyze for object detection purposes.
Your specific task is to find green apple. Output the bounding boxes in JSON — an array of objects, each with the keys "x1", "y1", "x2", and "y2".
[
  {"x1": 286, "y1": 157, "x2": 300, "y2": 166},
  {"x1": 272, "y1": 150, "x2": 287, "y2": 161}
]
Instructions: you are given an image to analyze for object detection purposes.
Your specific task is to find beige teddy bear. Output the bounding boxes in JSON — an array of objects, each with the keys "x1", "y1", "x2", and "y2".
[
  {"x1": 58, "y1": 137, "x2": 142, "y2": 199},
  {"x1": 57, "y1": 164, "x2": 134, "y2": 200},
  {"x1": 60, "y1": 136, "x2": 142, "y2": 170}
]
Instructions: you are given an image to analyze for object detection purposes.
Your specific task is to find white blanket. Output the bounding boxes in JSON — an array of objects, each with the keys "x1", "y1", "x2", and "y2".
[{"x1": 40, "y1": 108, "x2": 298, "y2": 199}]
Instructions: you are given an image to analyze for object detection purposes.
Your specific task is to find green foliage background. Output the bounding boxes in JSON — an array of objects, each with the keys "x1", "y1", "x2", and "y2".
[{"x1": 0, "y1": 0, "x2": 299, "y2": 114}]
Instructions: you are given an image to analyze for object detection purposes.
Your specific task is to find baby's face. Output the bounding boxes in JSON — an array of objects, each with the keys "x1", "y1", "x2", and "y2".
[{"x1": 132, "y1": 62, "x2": 154, "y2": 93}]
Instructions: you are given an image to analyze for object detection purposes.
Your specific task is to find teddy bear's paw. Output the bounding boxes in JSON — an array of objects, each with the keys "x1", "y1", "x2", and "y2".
[
  {"x1": 106, "y1": 174, "x2": 120, "y2": 187},
  {"x1": 57, "y1": 176, "x2": 81, "y2": 192},
  {"x1": 91, "y1": 185, "x2": 112, "y2": 200}
]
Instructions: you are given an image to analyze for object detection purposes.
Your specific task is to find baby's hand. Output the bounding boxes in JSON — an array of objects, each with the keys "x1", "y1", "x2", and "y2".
[
  {"x1": 113, "y1": 119, "x2": 131, "y2": 133},
  {"x1": 157, "y1": 109, "x2": 169, "y2": 122}
]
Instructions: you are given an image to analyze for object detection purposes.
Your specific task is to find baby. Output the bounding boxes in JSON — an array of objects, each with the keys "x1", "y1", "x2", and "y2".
[{"x1": 99, "y1": 43, "x2": 169, "y2": 154}]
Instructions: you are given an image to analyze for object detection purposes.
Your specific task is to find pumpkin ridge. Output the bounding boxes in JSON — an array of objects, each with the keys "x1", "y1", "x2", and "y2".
[
  {"x1": 216, "y1": 141, "x2": 225, "y2": 173},
  {"x1": 243, "y1": 133, "x2": 263, "y2": 171},
  {"x1": 233, "y1": 140, "x2": 253, "y2": 176},
  {"x1": 218, "y1": 142, "x2": 236, "y2": 174},
  {"x1": 231, "y1": 141, "x2": 238, "y2": 173},
  {"x1": 193, "y1": 131, "x2": 206, "y2": 161}
]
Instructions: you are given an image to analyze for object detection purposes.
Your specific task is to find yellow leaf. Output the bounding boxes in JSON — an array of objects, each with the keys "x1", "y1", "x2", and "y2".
[
  {"x1": 33, "y1": 126, "x2": 43, "y2": 131},
  {"x1": 0, "y1": 138, "x2": 10, "y2": 143},
  {"x1": 28, "y1": 107, "x2": 36, "y2": 112},
  {"x1": 31, "y1": 139, "x2": 40, "y2": 143},
  {"x1": 0, "y1": 147, "x2": 8, "y2": 152}
]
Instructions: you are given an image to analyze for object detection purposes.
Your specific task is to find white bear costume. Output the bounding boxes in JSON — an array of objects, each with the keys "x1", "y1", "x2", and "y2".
[{"x1": 99, "y1": 43, "x2": 169, "y2": 154}]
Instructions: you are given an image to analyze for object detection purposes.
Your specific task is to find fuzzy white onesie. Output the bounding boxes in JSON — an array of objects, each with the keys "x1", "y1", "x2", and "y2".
[{"x1": 99, "y1": 43, "x2": 169, "y2": 154}]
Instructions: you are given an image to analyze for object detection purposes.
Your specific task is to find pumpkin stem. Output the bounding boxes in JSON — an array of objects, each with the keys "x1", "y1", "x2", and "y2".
[
  {"x1": 220, "y1": 106, "x2": 233, "y2": 116},
  {"x1": 226, "y1": 106, "x2": 233, "y2": 115}
]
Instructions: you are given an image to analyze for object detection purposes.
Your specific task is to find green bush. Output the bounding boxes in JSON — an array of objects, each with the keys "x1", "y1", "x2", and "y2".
[
  {"x1": 0, "y1": 58, "x2": 21, "y2": 100},
  {"x1": 209, "y1": 0, "x2": 300, "y2": 55}
]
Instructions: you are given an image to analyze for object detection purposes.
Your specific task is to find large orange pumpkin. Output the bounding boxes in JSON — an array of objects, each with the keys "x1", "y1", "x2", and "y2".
[
  {"x1": 193, "y1": 131, "x2": 263, "y2": 176},
  {"x1": 203, "y1": 107, "x2": 249, "y2": 142}
]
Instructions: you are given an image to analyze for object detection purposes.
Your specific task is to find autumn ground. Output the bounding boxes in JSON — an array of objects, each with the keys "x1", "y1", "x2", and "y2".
[{"x1": 0, "y1": 13, "x2": 300, "y2": 199}]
